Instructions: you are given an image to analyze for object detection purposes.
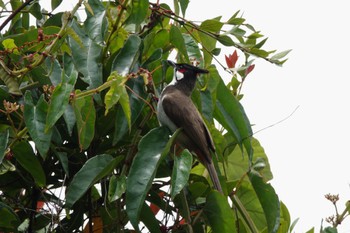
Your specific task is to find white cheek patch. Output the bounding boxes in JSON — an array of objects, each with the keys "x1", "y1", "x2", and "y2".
[{"x1": 175, "y1": 70, "x2": 184, "y2": 81}]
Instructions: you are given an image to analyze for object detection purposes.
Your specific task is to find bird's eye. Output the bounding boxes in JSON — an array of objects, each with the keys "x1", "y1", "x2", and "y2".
[{"x1": 178, "y1": 68, "x2": 186, "y2": 73}]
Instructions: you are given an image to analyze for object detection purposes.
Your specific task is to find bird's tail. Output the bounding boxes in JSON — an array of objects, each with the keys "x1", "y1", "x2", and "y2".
[{"x1": 206, "y1": 161, "x2": 223, "y2": 194}]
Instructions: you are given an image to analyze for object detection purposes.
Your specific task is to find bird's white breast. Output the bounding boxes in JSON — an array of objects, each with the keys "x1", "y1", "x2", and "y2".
[{"x1": 157, "y1": 92, "x2": 178, "y2": 133}]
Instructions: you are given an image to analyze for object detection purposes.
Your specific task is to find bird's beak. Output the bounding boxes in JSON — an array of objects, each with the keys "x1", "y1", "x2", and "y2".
[{"x1": 167, "y1": 60, "x2": 177, "y2": 68}]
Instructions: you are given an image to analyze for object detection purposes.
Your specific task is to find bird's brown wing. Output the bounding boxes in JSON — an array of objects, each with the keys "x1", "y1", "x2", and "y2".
[{"x1": 162, "y1": 89, "x2": 215, "y2": 163}]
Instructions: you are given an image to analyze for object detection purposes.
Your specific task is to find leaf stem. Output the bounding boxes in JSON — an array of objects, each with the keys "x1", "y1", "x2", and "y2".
[{"x1": 179, "y1": 189, "x2": 193, "y2": 233}]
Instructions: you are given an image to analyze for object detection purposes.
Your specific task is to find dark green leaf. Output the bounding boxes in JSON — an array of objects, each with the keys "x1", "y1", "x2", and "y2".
[
  {"x1": 140, "y1": 203, "x2": 162, "y2": 233},
  {"x1": 24, "y1": 92, "x2": 52, "y2": 159},
  {"x1": 170, "y1": 25, "x2": 189, "y2": 62},
  {"x1": 214, "y1": 78, "x2": 253, "y2": 160},
  {"x1": 183, "y1": 34, "x2": 202, "y2": 62},
  {"x1": 179, "y1": 0, "x2": 189, "y2": 16},
  {"x1": 65, "y1": 154, "x2": 116, "y2": 208},
  {"x1": 54, "y1": 151, "x2": 69, "y2": 177},
  {"x1": 125, "y1": 0, "x2": 149, "y2": 28},
  {"x1": 73, "y1": 92, "x2": 96, "y2": 151},
  {"x1": 46, "y1": 71, "x2": 77, "y2": 131},
  {"x1": 204, "y1": 191, "x2": 237, "y2": 233},
  {"x1": 69, "y1": 21, "x2": 103, "y2": 89},
  {"x1": 12, "y1": 141, "x2": 46, "y2": 187},
  {"x1": 170, "y1": 149, "x2": 193, "y2": 199},
  {"x1": 142, "y1": 48, "x2": 163, "y2": 67},
  {"x1": 322, "y1": 227, "x2": 338, "y2": 233},
  {"x1": 0, "y1": 202, "x2": 20, "y2": 230},
  {"x1": 249, "y1": 172, "x2": 280, "y2": 233},
  {"x1": 45, "y1": 58, "x2": 62, "y2": 86},
  {"x1": 84, "y1": 8, "x2": 107, "y2": 45},
  {"x1": 112, "y1": 105, "x2": 129, "y2": 145},
  {"x1": 63, "y1": 104, "x2": 76, "y2": 136},
  {"x1": 108, "y1": 175, "x2": 126, "y2": 202},
  {"x1": 28, "y1": 2, "x2": 42, "y2": 20},
  {"x1": 111, "y1": 35, "x2": 142, "y2": 75},
  {"x1": 0, "y1": 129, "x2": 9, "y2": 164},
  {"x1": 126, "y1": 127, "x2": 173, "y2": 231},
  {"x1": 217, "y1": 35, "x2": 236, "y2": 46},
  {"x1": 227, "y1": 17, "x2": 245, "y2": 25},
  {"x1": 51, "y1": 0, "x2": 62, "y2": 10}
]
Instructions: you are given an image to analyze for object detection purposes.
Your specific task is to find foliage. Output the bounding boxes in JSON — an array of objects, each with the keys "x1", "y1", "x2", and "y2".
[{"x1": 0, "y1": 0, "x2": 291, "y2": 232}]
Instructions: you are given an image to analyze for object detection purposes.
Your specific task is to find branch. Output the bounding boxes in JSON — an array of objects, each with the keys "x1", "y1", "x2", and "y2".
[{"x1": 0, "y1": 0, "x2": 34, "y2": 32}]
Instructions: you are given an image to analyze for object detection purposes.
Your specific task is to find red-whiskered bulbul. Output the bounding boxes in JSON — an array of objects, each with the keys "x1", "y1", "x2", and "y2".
[{"x1": 157, "y1": 60, "x2": 223, "y2": 194}]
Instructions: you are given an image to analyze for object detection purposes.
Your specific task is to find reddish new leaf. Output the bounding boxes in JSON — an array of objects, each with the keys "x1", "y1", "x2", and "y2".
[
  {"x1": 245, "y1": 64, "x2": 255, "y2": 76},
  {"x1": 225, "y1": 50, "x2": 239, "y2": 68}
]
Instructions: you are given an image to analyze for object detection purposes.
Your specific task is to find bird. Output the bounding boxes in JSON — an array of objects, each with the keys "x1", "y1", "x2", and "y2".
[{"x1": 157, "y1": 60, "x2": 223, "y2": 194}]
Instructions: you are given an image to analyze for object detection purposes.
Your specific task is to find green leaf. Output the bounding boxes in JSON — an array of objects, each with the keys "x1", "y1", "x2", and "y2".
[
  {"x1": 63, "y1": 104, "x2": 76, "y2": 136},
  {"x1": 54, "y1": 151, "x2": 69, "y2": 177},
  {"x1": 112, "y1": 105, "x2": 129, "y2": 145},
  {"x1": 51, "y1": 0, "x2": 63, "y2": 10},
  {"x1": 249, "y1": 172, "x2": 280, "y2": 233},
  {"x1": 217, "y1": 35, "x2": 236, "y2": 46},
  {"x1": 142, "y1": 48, "x2": 163, "y2": 67},
  {"x1": 227, "y1": 17, "x2": 245, "y2": 25},
  {"x1": 278, "y1": 202, "x2": 291, "y2": 233},
  {"x1": 126, "y1": 127, "x2": 174, "y2": 231},
  {"x1": 214, "y1": 78, "x2": 253, "y2": 161},
  {"x1": 12, "y1": 141, "x2": 46, "y2": 187},
  {"x1": 270, "y1": 49, "x2": 292, "y2": 61},
  {"x1": 0, "y1": 66, "x2": 21, "y2": 95},
  {"x1": 2, "y1": 38, "x2": 19, "y2": 55},
  {"x1": 170, "y1": 25, "x2": 189, "y2": 62},
  {"x1": 73, "y1": 92, "x2": 96, "y2": 151},
  {"x1": 104, "y1": 72, "x2": 131, "y2": 131},
  {"x1": 183, "y1": 34, "x2": 202, "y2": 62},
  {"x1": 170, "y1": 149, "x2": 193, "y2": 199},
  {"x1": 84, "y1": 8, "x2": 107, "y2": 45},
  {"x1": 28, "y1": 2, "x2": 42, "y2": 20},
  {"x1": 125, "y1": 0, "x2": 149, "y2": 28},
  {"x1": 68, "y1": 21, "x2": 103, "y2": 89},
  {"x1": 204, "y1": 191, "x2": 237, "y2": 233},
  {"x1": 45, "y1": 70, "x2": 77, "y2": 131},
  {"x1": 111, "y1": 35, "x2": 142, "y2": 75},
  {"x1": 24, "y1": 92, "x2": 52, "y2": 159},
  {"x1": 250, "y1": 48, "x2": 269, "y2": 58},
  {"x1": 65, "y1": 154, "x2": 119, "y2": 208},
  {"x1": 200, "y1": 19, "x2": 224, "y2": 33},
  {"x1": 322, "y1": 227, "x2": 338, "y2": 233},
  {"x1": 0, "y1": 129, "x2": 9, "y2": 164},
  {"x1": 108, "y1": 175, "x2": 126, "y2": 202},
  {"x1": 140, "y1": 203, "x2": 162, "y2": 233},
  {"x1": 179, "y1": 0, "x2": 189, "y2": 16},
  {"x1": 0, "y1": 202, "x2": 20, "y2": 230}
]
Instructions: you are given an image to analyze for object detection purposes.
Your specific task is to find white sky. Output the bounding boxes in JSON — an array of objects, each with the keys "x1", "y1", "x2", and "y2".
[{"x1": 3, "y1": 0, "x2": 350, "y2": 232}]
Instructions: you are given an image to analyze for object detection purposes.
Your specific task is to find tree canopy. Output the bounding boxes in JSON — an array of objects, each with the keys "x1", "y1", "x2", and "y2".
[{"x1": 0, "y1": 0, "x2": 292, "y2": 232}]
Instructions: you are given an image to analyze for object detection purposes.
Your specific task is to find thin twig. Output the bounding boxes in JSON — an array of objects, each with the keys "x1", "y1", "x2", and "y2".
[{"x1": 0, "y1": 0, "x2": 34, "y2": 32}]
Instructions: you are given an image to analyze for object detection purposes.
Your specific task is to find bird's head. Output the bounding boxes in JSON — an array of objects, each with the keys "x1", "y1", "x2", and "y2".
[
  {"x1": 167, "y1": 60, "x2": 208, "y2": 81},
  {"x1": 167, "y1": 60, "x2": 208, "y2": 94}
]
